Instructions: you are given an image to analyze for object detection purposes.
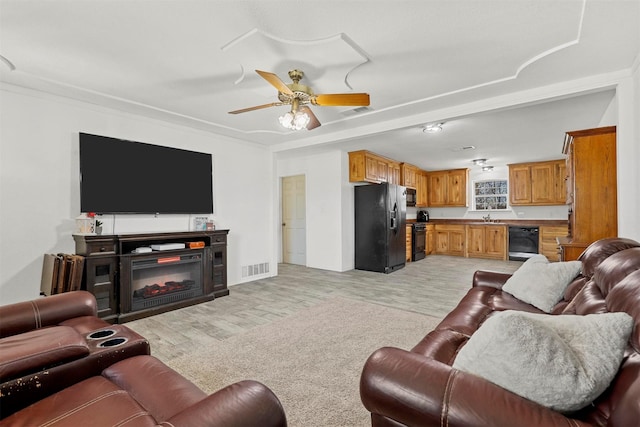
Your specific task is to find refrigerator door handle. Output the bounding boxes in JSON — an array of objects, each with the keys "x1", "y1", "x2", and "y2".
[{"x1": 390, "y1": 202, "x2": 398, "y2": 231}]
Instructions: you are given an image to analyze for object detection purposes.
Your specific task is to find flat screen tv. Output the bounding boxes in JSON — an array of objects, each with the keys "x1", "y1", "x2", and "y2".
[{"x1": 79, "y1": 132, "x2": 213, "y2": 214}]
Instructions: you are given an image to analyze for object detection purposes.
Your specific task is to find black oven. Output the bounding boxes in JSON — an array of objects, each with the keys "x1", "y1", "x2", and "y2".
[{"x1": 412, "y1": 223, "x2": 426, "y2": 261}]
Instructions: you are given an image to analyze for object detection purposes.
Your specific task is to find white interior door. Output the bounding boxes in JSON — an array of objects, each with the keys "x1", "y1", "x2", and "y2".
[{"x1": 282, "y1": 175, "x2": 306, "y2": 265}]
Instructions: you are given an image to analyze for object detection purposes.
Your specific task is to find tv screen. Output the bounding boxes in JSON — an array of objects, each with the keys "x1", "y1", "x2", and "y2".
[{"x1": 79, "y1": 133, "x2": 213, "y2": 214}]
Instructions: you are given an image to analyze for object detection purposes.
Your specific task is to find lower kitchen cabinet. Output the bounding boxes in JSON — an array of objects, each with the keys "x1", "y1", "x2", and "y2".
[
  {"x1": 435, "y1": 224, "x2": 465, "y2": 256},
  {"x1": 466, "y1": 225, "x2": 507, "y2": 260},
  {"x1": 540, "y1": 225, "x2": 569, "y2": 261},
  {"x1": 425, "y1": 224, "x2": 435, "y2": 255}
]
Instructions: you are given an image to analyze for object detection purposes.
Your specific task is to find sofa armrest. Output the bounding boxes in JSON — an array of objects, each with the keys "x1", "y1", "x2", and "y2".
[
  {"x1": 472, "y1": 270, "x2": 512, "y2": 289},
  {"x1": 0, "y1": 291, "x2": 97, "y2": 338},
  {"x1": 360, "y1": 347, "x2": 590, "y2": 427},
  {"x1": 167, "y1": 380, "x2": 288, "y2": 427}
]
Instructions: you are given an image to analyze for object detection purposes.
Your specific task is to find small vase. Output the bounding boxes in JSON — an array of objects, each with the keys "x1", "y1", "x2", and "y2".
[{"x1": 95, "y1": 226, "x2": 103, "y2": 235}]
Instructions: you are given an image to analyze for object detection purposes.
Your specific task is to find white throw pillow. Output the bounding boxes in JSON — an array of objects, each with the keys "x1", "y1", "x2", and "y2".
[
  {"x1": 452, "y1": 310, "x2": 633, "y2": 412},
  {"x1": 502, "y1": 255, "x2": 582, "y2": 312}
]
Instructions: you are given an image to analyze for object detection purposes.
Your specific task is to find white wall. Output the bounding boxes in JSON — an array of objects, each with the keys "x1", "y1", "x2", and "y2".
[
  {"x1": 276, "y1": 150, "x2": 350, "y2": 271},
  {"x1": 0, "y1": 84, "x2": 275, "y2": 304},
  {"x1": 615, "y1": 60, "x2": 640, "y2": 241}
]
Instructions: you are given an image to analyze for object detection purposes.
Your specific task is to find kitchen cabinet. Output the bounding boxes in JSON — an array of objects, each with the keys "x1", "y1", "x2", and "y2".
[
  {"x1": 400, "y1": 163, "x2": 419, "y2": 189},
  {"x1": 508, "y1": 159, "x2": 566, "y2": 206},
  {"x1": 388, "y1": 161, "x2": 401, "y2": 185},
  {"x1": 435, "y1": 224, "x2": 465, "y2": 256},
  {"x1": 349, "y1": 150, "x2": 391, "y2": 184},
  {"x1": 539, "y1": 225, "x2": 568, "y2": 262},
  {"x1": 416, "y1": 170, "x2": 428, "y2": 207},
  {"x1": 427, "y1": 169, "x2": 469, "y2": 207},
  {"x1": 425, "y1": 223, "x2": 435, "y2": 255},
  {"x1": 466, "y1": 225, "x2": 507, "y2": 260},
  {"x1": 560, "y1": 126, "x2": 617, "y2": 260}
]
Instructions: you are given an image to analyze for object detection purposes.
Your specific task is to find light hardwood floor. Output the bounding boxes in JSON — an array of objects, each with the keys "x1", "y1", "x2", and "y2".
[{"x1": 127, "y1": 255, "x2": 522, "y2": 362}]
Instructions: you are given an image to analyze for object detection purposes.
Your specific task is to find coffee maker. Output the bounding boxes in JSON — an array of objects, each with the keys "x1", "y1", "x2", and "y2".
[{"x1": 417, "y1": 210, "x2": 429, "y2": 222}]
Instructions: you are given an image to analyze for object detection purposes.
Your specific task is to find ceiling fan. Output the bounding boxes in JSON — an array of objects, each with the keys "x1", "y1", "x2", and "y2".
[{"x1": 228, "y1": 69, "x2": 370, "y2": 130}]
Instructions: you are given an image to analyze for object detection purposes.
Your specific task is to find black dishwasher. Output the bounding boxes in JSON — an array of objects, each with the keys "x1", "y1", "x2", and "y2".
[{"x1": 508, "y1": 226, "x2": 539, "y2": 261}]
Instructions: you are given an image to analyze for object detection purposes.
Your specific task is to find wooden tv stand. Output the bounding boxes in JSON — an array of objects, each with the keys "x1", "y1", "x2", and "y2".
[{"x1": 74, "y1": 230, "x2": 229, "y2": 323}]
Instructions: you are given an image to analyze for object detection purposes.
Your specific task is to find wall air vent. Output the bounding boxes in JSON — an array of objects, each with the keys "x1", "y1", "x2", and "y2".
[{"x1": 242, "y1": 262, "x2": 270, "y2": 278}]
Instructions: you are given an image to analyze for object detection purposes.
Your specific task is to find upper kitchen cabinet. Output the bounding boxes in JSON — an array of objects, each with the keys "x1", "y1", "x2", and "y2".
[
  {"x1": 349, "y1": 150, "x2": 393, "y2": 184},
  {"x1": 387, "y1": 161, "x2": 401, "y2": 185},
  {"x1": 416, "y1": 170, "x2": 428, "y2": 207},
  {"x1": 559, "y1": 126, "x2": 617, "y2": 260},
  {"x1": 400, "y1": 163, "x2": 419, "y2": 189},
  {"x1": 508, "y1": 159, "x2": 566, "y2": 206},
  {"x1": 427, "y1": 168, "x2": 469, "y2": 207}
]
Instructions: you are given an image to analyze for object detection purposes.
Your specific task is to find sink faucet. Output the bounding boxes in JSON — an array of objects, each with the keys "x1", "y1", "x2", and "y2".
[{"x1": 482, "y1": 214, "x2": 491, "y2": 222}]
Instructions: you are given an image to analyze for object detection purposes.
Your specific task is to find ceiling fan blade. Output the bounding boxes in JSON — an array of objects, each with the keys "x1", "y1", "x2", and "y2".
[
  {"x1": 313, "y1": 93, "x2": 370, "y2": 107},
  {"x1": 300, "y1": 106, "x2": 321, "y2": 130},
  {"x1": 228, "y1": 102, "x2": 282, "y2": 114},
  {"x1": 255, "y1": 70, "x2": 294, "y2": 96}
]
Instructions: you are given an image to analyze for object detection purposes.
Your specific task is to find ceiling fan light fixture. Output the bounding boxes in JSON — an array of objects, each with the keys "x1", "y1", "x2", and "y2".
[{"x1": 279, "y1": 110, "x2": 310, "y2": 131}]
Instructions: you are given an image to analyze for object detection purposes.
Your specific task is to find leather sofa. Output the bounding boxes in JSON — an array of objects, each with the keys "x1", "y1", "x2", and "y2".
[
  {"x1": 360, "y1": 237, "x2": 640, "y2": 427},
  {"x1": 0, "y1": 291, "x2": 288, "y2": 426}
]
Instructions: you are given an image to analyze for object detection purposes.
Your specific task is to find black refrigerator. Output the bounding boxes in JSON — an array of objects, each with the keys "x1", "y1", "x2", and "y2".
[{"x1": 355, "y1": 183, "x2": 407, "y2": 273}]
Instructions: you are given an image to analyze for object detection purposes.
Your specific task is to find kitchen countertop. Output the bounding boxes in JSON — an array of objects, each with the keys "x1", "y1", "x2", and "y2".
[{"x1": 407, "y1": 219, "x2": 567, "y2": 227}]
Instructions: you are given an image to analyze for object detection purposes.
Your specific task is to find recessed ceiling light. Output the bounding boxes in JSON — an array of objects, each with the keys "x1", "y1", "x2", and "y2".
[
  {"x1": 423, "y1": 123, "x2": 444, "y2": 133},
  {"x1": 482, "y1": 166, "x2": 494, "y2": 172},
  {"x1": 473, "y1": 158, "x2": 487, "y2": 166}
]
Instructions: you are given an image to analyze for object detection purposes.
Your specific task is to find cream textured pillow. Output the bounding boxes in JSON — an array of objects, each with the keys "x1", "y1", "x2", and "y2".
[
  {"x1": 502, "y1": 255, "x2": 582, "y2": 312},
  {"x1": 452, "y1": 310, "x2": 633, "y2": 412}
]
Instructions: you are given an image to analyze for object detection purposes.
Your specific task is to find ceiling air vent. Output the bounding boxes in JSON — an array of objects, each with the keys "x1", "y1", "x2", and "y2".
[
  {"x1": 341, "y1": 106, "x2": 372, "y2": 116},
  {"x1": 449, "y1": 145, "x2": 476, "y2": 152}
]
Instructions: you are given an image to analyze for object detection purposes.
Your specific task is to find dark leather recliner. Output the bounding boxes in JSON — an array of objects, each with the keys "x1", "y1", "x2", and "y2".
[
  {"x1": 0, "y1": 291, "x2": 288, "y2": 426},
  {"x1": 360, "y1": 237, "x2": 640, "y2": 427}
]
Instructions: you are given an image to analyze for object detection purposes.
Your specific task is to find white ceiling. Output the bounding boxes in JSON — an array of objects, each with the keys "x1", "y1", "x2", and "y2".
[{"x1": 1, "y1": 1, "x2": 638, "y2": 170}]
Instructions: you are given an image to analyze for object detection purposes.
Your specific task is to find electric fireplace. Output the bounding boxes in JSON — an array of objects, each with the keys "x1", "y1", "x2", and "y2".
[
  {"x1": 119, "y1": 249, "x2": 205, "y2": 318},
  {"x1": 129, "y1": 252, "x2": 204, "y2": 312},
  {"x1": 74, "y1": 230, "x2": 229, "y2": 323}
]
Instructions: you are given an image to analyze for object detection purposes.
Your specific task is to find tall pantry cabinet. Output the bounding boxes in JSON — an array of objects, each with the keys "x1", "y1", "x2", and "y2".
[{"x1": 559, "y1": 126, "x2": 617, "y2": 261}]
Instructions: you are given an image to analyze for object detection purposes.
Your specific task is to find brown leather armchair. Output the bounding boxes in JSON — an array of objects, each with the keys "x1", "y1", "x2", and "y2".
[
  {"x1": 360, "y1": 238, "x2": 640, "y2": 427},
  {"x1": 0, "y1": 291, "x2": 150, "y2": 417},
  {"x1": 1, "y1": 355, "x2": 287, "y2": 427},
  {"x1": 1, "y1": 291, "x2": 288, "y2": 426}
]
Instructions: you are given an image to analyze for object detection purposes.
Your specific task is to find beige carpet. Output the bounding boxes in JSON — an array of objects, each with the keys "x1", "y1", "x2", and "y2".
[{"x1": 166, "y1": 297, "x2": 441, "y2": 427}]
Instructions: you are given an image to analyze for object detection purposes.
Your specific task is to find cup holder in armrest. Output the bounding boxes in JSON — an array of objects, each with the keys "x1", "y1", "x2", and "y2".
[
  {"x1": 87, "y1": 329, "x2": 117, "y2": 340},
  {"x1": 97, "y1": 337, "x2": 128, "y2": 348}
]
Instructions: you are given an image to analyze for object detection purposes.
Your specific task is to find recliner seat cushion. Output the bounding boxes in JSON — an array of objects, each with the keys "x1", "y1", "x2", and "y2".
[
  {"x1": 502, "y1": 255, "x2": 582, "y2": 312},
  {"x1": 452, "y1": 310, "x2": 633, "y2": 412},
  {"x1": 0, "y1": 326, "x2": 89, "y2": 382}
]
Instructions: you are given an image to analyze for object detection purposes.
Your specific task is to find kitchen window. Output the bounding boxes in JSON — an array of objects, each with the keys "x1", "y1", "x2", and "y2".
[{"x1": 473, "y1": 179, "x2": 508, "y2": 210}]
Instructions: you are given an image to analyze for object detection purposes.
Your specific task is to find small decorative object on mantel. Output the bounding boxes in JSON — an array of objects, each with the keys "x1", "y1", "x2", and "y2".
[
  {"x1": 75, "y1": 212, "x2": 103, "y2": 234},
  {"x1": 194, "y1": 216, "x2": 208, "y2": 231},
  {"x1": 75, "y1": 212, "x2": 95, "y2": 234},
  {"x1": 206, "y1": 220, "x2": 215, "y2": 230}
]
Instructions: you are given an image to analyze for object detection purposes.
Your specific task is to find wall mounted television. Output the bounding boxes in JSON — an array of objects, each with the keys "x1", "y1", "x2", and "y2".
[{"x1": 79, "y1": 132, "x2": 213, "y2": 214}]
